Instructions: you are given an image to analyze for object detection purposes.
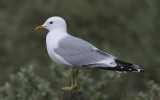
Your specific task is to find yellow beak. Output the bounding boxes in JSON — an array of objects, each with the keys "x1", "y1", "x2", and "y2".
[{"x1": 35, "y1": 25, "x2": 45, "y2": 30}]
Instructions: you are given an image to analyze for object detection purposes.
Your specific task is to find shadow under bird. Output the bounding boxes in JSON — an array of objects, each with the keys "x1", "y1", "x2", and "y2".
[{"x1": 35, "y1": 16, "x2": 144, "y2": 90}]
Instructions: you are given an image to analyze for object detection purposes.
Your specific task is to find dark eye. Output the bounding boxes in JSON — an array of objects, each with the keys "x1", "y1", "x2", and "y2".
[{"x1": 50, "y1": 21, "x2": 53, "y2": 24}]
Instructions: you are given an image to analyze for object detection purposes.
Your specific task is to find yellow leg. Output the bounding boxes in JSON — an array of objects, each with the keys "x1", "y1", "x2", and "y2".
[
  {"x1": 74, "y1": 69, "x2": 78, "y2": 87},
  {"x1": 62, "y1": 68, "x2": 79, "y2": 91}
]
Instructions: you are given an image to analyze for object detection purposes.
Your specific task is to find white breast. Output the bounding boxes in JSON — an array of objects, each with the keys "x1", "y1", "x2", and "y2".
[{"x1": 46, "y1": 31, "x2": 72, "y2": 66}]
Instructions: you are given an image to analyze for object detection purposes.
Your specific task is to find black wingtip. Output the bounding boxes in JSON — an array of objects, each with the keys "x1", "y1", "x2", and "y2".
[{"x1": 94, "y1": 59, "x2": 145, "y2": 73}]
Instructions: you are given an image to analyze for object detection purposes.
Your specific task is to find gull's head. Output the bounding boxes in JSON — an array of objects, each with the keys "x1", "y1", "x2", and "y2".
[{"x1": 35, "y1": 16, "x2": 67, "y2": 32}]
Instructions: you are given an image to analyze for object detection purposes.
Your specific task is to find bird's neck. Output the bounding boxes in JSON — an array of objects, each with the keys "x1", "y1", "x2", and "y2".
[
  {"x1": 48, "y1": 28, "x2": 68, "y2": 38},
  {"x1": 46, "y1": 29, "x2": 68, "y2": 48},
  {"x1": 49, "y1": 27, "x2": 67, "y2": 34}
]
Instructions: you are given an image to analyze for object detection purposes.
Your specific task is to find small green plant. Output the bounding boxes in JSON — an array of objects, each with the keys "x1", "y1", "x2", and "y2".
[
  {"x1": 0, "y1": 66, "x2": 56, "y2": 100},
  {"x1": 135, "y1": 80, "x2": 160, "y2": 100}
]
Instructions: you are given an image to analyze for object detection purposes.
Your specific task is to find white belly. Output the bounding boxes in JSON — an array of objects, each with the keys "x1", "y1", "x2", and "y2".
[{"x1": 46, "y1": 32, "x2": 72, "y2": 66}]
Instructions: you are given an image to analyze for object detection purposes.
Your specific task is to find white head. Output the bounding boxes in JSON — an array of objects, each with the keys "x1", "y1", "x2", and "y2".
[{"x1": 35, "y1": 16, "x2": 67, "y2": 32}]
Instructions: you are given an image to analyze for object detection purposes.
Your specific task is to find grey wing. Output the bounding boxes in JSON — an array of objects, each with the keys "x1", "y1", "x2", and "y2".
[{"x1": 54, "y1": 35, "x2": 115, "y2": 67}]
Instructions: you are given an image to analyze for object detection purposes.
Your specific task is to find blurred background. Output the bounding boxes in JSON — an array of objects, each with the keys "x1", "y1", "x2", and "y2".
[{"x1": 0, "y1": 0, "x2": 160, "y2": 100}]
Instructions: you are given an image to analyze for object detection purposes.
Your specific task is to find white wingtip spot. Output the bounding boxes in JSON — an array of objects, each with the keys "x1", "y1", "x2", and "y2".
[
  {"x1": 137, "y1": 69, "x2": 141, "y2": 72},
  {"x1": 132, "y1": 69, "x2": 143, "y2": 72},
  {"x1": 121, "y1": 67, "x2": 123, "y2": 68}
]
